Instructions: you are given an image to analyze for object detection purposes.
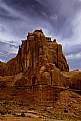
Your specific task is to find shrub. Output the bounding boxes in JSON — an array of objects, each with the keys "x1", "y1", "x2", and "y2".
[
  {"x1": 12, "y1": 112, "x2": 17, "y2": 117},
  {"x1": 64, "y1": 108, "x2": 68, "y2": 113},
  {"x1": 0, "y1": 110, "x2": 7, "y2": 115},
  {"x1": 21, "y1": 112, "x2": 25, "y2": 117},
  {"x1": 8, "y1": 111, "x2": 11, "y2": 114}
]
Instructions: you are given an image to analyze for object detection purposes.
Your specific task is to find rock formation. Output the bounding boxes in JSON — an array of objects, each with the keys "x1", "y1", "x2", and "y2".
[
  {"x1": 0, "y1": 29, "x2": 81, "y2": 120},
  {"x1": 0, "y1": 29, "x2": 69, "y2": 77},
  {"x1": 0, "y1": 61, "x2": 6, "y2": 76},
  {"x1": 63, "y1": 70, "x2": 81, "y2": 90}
]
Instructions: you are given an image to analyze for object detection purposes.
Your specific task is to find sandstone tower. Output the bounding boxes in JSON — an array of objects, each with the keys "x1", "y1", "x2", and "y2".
[
  {"x1": 1, "y1": 29, "x2": 69, "y2": 77},
  {"x1": 0, "y1": 30, "x2": 81, "y2": 119}
]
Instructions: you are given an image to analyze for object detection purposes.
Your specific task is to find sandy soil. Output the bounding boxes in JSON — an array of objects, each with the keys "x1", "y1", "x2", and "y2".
[{"x1": 0, "y1": 114, "x2": 44, "y2": 121}]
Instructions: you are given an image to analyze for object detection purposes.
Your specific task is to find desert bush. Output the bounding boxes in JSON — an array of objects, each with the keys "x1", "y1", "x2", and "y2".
[
  {"x1": 64, "y1": 108, "x2": 68, "y2": 113},
  {"x1": 12, "y1": 112, "x2": 17, "y2": 117},
  {"x1": 8, "y1": 110, "x2": 11, "y2": 114},
  {"x1": 21, "y1": 112, "x2": 25, "y2": 117},
  {"x1": 0, "y1": 110, "x2": 7, "y2": 115}
]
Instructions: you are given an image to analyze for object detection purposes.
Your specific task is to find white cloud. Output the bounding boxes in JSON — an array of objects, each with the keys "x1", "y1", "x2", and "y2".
[
  {"x1": 67, "y1": 52, "x2": 81, "y2": 60},
  {"x1": 0, "y1": 31, "x2": 21, "y2": 45},
  {"x1": 0, "y1": 0, "x2": 81, "y2": 69},
  {"x1": 0, "y1": 58, "x2": 6, "y2": 62},
  {"x1": 0, "y1": 2, "x2": 26, "y2": 20},
  {"x1": 61, "y1": 9, "x2": 81, "y2": 50},
  {"x1": 2, "y1": 44, "x2": 17, "y2": 54}
]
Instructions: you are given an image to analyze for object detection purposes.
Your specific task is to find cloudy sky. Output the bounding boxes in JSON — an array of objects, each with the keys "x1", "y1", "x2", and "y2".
[{"x1": 0, "y1": 0, "x2": 81, "y2": 70}]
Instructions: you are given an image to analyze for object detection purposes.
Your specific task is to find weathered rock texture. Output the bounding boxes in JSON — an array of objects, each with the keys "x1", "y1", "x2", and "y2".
[
  {"x1": 0, "y1": 29, "x2": 69, "y2": 76},
  {"x1": 63, "y1": 70, "x2": 81, "y2": 90},
  {"x1": 0, "y1": 30, "x2": 81, "y2": 120},
  {"x1": 0, "y1": 61, "x2": 6, "y2": 76}
]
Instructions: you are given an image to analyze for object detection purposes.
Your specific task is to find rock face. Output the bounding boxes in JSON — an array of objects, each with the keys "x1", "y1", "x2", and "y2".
[
  {"x1": 63, "y1": 70, "x2": 81, "y2": 90},
  {"x1": 1, "y1": 29, "x2": 69, "y2": 76},
  {"x1": 0, "y1": 61, "x2": 6, "y2": 76},
  {"x1": 0, "y1": 30, "x2": 81, "y2": 120}
]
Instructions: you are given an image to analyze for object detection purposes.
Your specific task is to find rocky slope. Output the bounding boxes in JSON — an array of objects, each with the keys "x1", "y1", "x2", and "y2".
[{"x1": 0, "y1": 29, "x2": 81, "y2": 120}]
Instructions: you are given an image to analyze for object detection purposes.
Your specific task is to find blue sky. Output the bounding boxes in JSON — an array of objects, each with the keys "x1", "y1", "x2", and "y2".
[{"x1": 0, "y1": 0, "x2": 81, "y2": 70}]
